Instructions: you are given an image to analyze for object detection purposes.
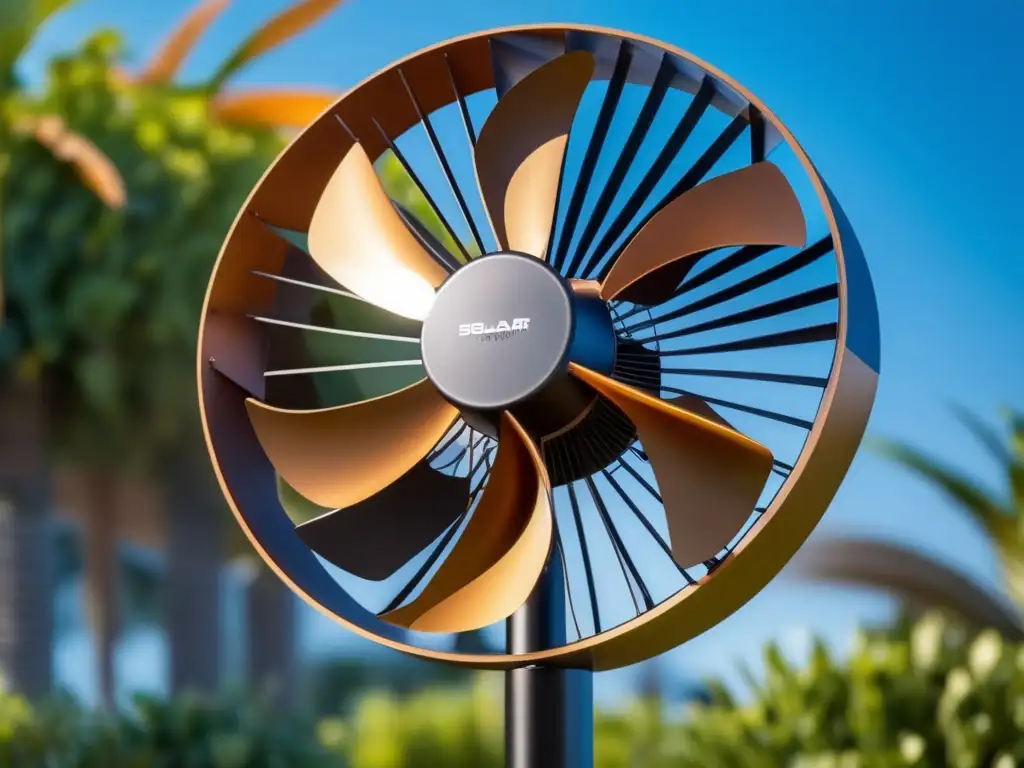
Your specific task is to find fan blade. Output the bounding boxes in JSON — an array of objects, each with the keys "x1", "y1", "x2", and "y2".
[
  {"x1": 246, "y1": 379, "x2": 458, "y2": 509},
  {"x1": 569, "y1": 364, "x2": 773, "y2": 565},
  {"x1": 600, "y1": 162, "x2": 806, "y2": 303},
  {"x1": 296, "y1": 462, "x2": 470, "y2": 581},
  {"x1": 380, "y1": 412, "x2": 553, "y2": 633},
  {"x1": 475, "y1": 51, "x2": 594, "y2": 257},
  {"x1": 308, "y1": 144, "x2": 448, "y2": 320}
]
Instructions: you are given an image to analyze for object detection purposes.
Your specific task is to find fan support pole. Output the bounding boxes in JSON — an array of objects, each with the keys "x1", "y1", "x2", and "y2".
[{"x1": 505, "y1": 554, "x2": 593, "y2": 768}]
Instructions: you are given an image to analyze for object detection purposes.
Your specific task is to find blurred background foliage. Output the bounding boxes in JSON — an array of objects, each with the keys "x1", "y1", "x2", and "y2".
[
  {"x1": 5, "y1": 611, "x2": 1024, "y2": 766},
  {"x1": 2, "y1": 0, "x2": 1024, "y2": 766}
]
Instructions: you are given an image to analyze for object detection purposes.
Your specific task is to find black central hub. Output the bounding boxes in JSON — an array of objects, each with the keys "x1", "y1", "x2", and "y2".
[{"x1": 421, "y1": 253, "x2": 617, "y2": 442}]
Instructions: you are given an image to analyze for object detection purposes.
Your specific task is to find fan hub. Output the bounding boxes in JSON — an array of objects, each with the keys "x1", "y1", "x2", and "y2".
[{"x1": 421, "y1": 253, "x2": 575, "y2": 411}]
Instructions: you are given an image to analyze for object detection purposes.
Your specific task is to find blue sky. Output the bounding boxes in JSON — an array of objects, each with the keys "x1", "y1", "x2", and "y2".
[{"x1": 25, "y1": 0, "x2": 1024, "y2": 705}]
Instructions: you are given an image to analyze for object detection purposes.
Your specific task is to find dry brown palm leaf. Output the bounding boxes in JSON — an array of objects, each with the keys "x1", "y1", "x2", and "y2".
[
  {"x1": 17, "y1": 115, "x2": 126, "y2": 209},
  {"x1": 210, "y1": 89, "x2": 337, "y2": 129}
]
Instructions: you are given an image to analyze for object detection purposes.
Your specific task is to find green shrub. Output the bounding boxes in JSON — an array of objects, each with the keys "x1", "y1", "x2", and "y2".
[
  {"x1": 330, "y1": 674, "x2": 503, "y2": 768},
  {"x1": 0, "y1": 690, "x2": 339, "y2": 767},
  {"x1": 675, "y1": 612, "x2": 1024, "y2": 767}
]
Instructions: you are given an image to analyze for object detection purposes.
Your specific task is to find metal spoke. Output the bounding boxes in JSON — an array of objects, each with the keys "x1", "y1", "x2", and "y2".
[
  {"x1": 365, "y1": 116, "x2": 472, "y2": 262},
  {"x1": 590, "y1": 77, "x2": 717, "y2": 281},
  {"x1": 676, "y1": 245, "x2": 778, "y2": 297},
  {"x1": 632, "y1": 284, "x2": 839, "y2": 344},
  {"x1": 398, "y1": 68, "x2": 486, "y2": 255},
  {"x1": 249, "y1": 315, "x2": 420, "y2": 343},
  {"x1": 601, "y1": 470, "x2": 695, "y2": 584},
  {"x1": 569, "y1": 53, "x2": 677, "y2": 279},
  {"x1": 251, "y1": 269, "x2": 362, "y2": 301},
  {"x1": 654, "y1": 383, "x2": 814, "y2": 429},
  {"x1": 381, "y1": 445, "x2": 494, "y2": 614},
  {"x1": 444, "y1": 52, "x2": 477, "y2": 147},
  {"x1": 749, "y1": 105, "x2": 766, "y2": 163},
  {"x1": 612, "y1": 361, "x2": 828, "y2": 388},
  {"x1": 615, "y1": 455, "x2": 662, "y2": 505},
  {"x1": 655, "y1": 323, "x2": 838, "y2": 356},
  {"x1": 624, "y1": 236, "x2": 835, "y2": 333},
  {"x1": 552, "y1": 41, "x2": 633, "y2": 274},
  {"x1": 265, "y1": 360, "x2": 423, "y2": 378},
  {"x1": 429, "y1": 422, "x2": 470, "y2": 460},
  {"x1": 555, "y1": 526, "x2": 583, "y2": 640},
  {"x1": 561, "y1": 450, "x2": 602, "y2": 634},
  {"x1": 605, "y1": 111, "x2": 749, "y2": 271},
  {"x1": 583, "y1": 474, "x2": 653, "y2": 612}
]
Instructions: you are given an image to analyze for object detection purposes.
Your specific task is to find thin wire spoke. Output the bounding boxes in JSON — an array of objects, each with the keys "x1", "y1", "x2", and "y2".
[
  {"x1": 569, "y1": 54, "x2": 677, "y2": 279},
  {"x1": 601, "y1": 469, "x2": 695, "y2": 585},
  {"x1": 677, "y1": 244, "x2": 778, "y2": 297},
  {"x1": 612, "y1": 361, "x2": 828, "y2": 388},
  {"x1": 398, "y1": 68, "x2": 486, "y2": 255},
  {"x1": 249, "y1": 315, "x2": 421, "y2": 343},
  {"x1": 429, "y1": 422, "x2": 469, "y2": 460},
  {"x1": 615, "y1": 244, "x2": 779, "y2": 323},
  {"x1": 656, "y1": 323, "x2": 838, "y2": 357},
  {"x1": 632, "y1": 284, "x2": 839, "y2": 344},
  {"x1": 579, "y1": 422, "x2": 693, "y2": 591},
  {"x1": 624, "y1": 236, "x2": 835, "y2": 334},
  {"x1": 444, "y1": 52, "x2": 477, "y2": 147},
  {"x1": 251, "y1": 270, "x2": 361, "y2": 301},
  {"x1": 434, "y1": 435, "x2": 486, "y2": 472},
  {"x1": 583, "y1": 474, "x2": 653, "y2": 612},
  {"x1": 381, "y1": 446, "x2": 494, "y2": 614},
  {"x1": 589, "y1": 77, "x2": 717, "y2": 281},
  {"x1": 562, "y1": 452, "x2": 602, "y2": 634},
  {"x1": 749, "y1": 105, "x2": 766, "y2": 163},
  {"x1": 616, "y1": 455, "x2": 662, "y2": 504},
  {"x1": 605, "y1": 111, "x2": 750, "y2": 272},
  {"x1": 772, "y1": 459, "x2": 794, "y2": 479},
  {"x1": 655, "y1": 383, "x2": 814, "y2": 429},
  {"x1": 552, "y1": 41, "x2": 633, "y2": 274},
  {"x1": 577, "y1": 417, "x2": 671, "y2": 610},
  {"x1": 364, "y1": 116, "x2": 472, "y2": 262},
  {"x1": 265, "y1": 360, "x2": 423, "y2": 377},
  {"x1": 544, "y1": 440, "x2": 584, "y2": 641},
  {"x1": 554, "y1": 526, "x2": 583, "y2": 640}
]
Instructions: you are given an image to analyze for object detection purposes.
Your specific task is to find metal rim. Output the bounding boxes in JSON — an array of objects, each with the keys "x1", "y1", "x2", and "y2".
[{"x1": 197, "y1": 23, "x2": 879, "y2": 671}]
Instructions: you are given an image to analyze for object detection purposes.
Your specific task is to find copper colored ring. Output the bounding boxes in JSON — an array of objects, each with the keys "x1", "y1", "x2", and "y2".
[{"x1": 197, "y1": 24, "x2": 879, "y2": 671}]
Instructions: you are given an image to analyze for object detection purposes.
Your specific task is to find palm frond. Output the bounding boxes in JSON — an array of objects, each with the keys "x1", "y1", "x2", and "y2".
[
  {"x1": 136, "y1": 0, "x2": 232, "y2": 85},
  {"x1": 209, "y1": 0, "x2": 346, "y2": 90},
  {"x1": 791, "y1": 536, "x2": 1024, "y2": 639},
  {"x1": 871, "y1": 435, "x2": 1009, "y2": 534}
]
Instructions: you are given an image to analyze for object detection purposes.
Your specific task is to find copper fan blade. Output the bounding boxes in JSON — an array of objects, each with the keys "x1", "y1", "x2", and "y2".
[
  {"x1": 569, "y1": 363, "x2": 773, "y2": 566},
  {"x1": 380, "y1": 412, "x2": 553, "y2": 633},
  {"x1": 475, "y1": 51, "x2": 594, "y2": 257},
  {"x1": 296, "y1": 461, "x2": 469, "y2": 581},
  {"x1": 246, "y1": 379, "x2": 458, "y2": 509},
  {"x1": 307, "y1": 143, "x2": 448, "y2": 320},
  {"x1": 601, "y1": 162, "x2": 807, "y2": 303}
]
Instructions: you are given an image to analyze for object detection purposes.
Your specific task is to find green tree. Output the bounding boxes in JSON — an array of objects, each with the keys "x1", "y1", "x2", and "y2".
[
  {"x1": 1, "y1": 0, "x2": 345, "y2": 707},
  {"x1": 794, "y1": 410, "x2": 1024, "y2": 639},
  {"x1": 0, "y1": 0, "x2": 126, "y2": 702}
]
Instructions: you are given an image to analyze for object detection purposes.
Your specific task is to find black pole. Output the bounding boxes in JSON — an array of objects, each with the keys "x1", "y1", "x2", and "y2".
[{"x1": 505, "y1": 553, "x2": 593, "y2": 768}]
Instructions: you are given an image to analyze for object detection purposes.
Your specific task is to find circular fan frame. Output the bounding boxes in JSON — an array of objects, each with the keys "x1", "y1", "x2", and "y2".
[{"x1": 197, "y1": 23, "x2": 879, "y2": 672}]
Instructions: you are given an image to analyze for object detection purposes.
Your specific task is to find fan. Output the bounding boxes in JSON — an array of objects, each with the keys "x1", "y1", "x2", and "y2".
[{"x1": 198, "y1": 23, "x2": 879, "y2": 765}]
